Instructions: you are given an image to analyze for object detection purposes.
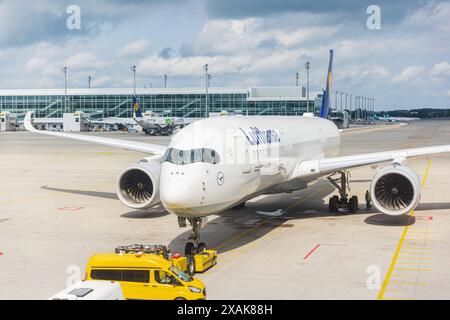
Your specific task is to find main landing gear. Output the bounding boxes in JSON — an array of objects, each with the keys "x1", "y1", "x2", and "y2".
[{"x1": 327, "y1": 171, "x2": 359, "y2": 214}]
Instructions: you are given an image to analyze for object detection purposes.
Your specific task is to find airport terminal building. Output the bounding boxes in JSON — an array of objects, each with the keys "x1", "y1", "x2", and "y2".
[{"x1": 0, "y1": 86, "x2": 322, "y2": 119}]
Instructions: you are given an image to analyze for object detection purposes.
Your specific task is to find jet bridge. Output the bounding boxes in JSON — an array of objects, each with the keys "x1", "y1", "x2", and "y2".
[{"x1": 0, "y1": 111, "x2": 17, "y2": 131}]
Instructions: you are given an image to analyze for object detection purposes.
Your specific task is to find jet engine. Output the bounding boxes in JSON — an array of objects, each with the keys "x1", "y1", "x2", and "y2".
[
  {"x1": 117, "y1": 156, "x2": 161, "y2": 209},
  {"x1": 370, "y1": 164, "x2": 421, "y2": 216}
]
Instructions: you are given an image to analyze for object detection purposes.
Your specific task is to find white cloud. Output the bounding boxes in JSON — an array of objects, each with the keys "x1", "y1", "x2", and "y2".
[
  {"x1": 64, "y1": 52, "x2": 112, "y2": 71},
  {"x1": 431, "y1": 61, "x2": 450, "y2": 77},
  {"x1": 187, "y1": 18, "x2": 339, "y2": 56},
  {"x1": 118, "y1": 39, "x2": 151, "y2": 57},
  {"x1": 404, "y1": 2, "x2": 450, "y2": 33},
  {"x1": 90, "y1": 75, "x2": 112, "y2": 87},
  {"x1": 138, "y1": 54, "x2": 252, "y2": 76},
  {"x1": 393, "y1": 65, "x2": 426, "y2": 83}
]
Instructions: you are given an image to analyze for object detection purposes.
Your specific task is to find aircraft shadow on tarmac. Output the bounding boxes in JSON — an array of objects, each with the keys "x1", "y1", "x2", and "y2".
[
  {"x1": 168, "y1": 180, "x2": 377, "y2": 254},
  {"x1": 41, "y1": 185, "x2": 118, "y2": 200},
  {"x1": 121, "y1": 206, "x2": 169, "y2": 219},
  {"x1": 41, "y1": 185, "x2": 170, "y2": 219},
  {"x1": 364, "y1": 214, "x2": 415, "y2": 227}
]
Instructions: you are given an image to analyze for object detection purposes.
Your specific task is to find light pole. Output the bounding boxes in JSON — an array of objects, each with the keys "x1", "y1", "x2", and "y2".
[
  {"x1": 203, "y1": 64, "x2": 209, "y2": 118},
  {"x1": 305, "y1": 62, "x2": 310, "y2": 113},
  {"x1": 88, "y1": 75, "x2": 92, "y2": 89},
  {"x1": 296, "y1": 72, "x2": 299, "y2": 87},
  {"x1": 61, "y1": 67, "x2": 68, "y2": 113},
  {"x1": 130, "y1": 65, "x2": 136, "y2": 96},
  {"x1": 164, "y1": 74, "x2": 167, "y2": 88}
]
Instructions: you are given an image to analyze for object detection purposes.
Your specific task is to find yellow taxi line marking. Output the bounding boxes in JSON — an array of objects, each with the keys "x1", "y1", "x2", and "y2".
[
  {"x1": 395, "y1": 267, "x2": 432, "y2": 271},
  {"x1": 400, "y1": 251, "x2": 433, "y2": 254},
  {"x1": 389, "y1": 281, "x2": 429, "y2": 286},
  {"x1": 390, "y1": 275, "x2": 416, "y2": 279},
  {"x1": 214, "y1": 186, "x2": 327, "y2": 251},
  {"x1": 377, "y1": 159, "x2": 432, "y2": 300},
  {"x1": 397, "y1": 262, "x2": 432, "y2": 266}
]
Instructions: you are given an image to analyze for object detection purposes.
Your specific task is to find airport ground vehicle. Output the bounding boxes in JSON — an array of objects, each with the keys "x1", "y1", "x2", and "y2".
[
  {"x1": 85, "y1": 249, "x2": 207, "y2": 300},
  {"x1": 49, "y1": 280, "x2": 124, "y2": 300},
  {"x1": 115, "y1": 244, "x2": 217, "y2": 276}
]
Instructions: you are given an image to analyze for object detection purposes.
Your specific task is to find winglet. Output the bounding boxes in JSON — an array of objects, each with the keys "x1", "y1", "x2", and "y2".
[
  {"x1": 319, "y1": 49, "x2": 334, "y2": 119},
  {"x1": 24, "y1": 111, "x2": 36, "y2": 132}
]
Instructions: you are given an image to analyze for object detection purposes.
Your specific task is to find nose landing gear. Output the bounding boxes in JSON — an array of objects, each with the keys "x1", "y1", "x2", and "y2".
[
  {"x1": 181, "y1": 217, "x2": 209, "y2": 276},
  {"x1": 184, "y1": 217, "x2": 208, "y2": 255},
  {"x1": 327, "y1": 171, "x2": 359, "y2": 213}
]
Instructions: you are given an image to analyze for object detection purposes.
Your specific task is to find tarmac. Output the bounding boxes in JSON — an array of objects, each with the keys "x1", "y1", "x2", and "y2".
[{"x1": 0, "y1": 120, "x2": 449, "y2": 299}]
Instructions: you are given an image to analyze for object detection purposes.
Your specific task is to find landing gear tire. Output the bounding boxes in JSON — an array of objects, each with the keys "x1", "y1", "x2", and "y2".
[
  {"x1": 185, "y1": 242, "x2": 195, "y2": 256},
  {"x1": 348, "y1": 196, "x2": 358, "y2": 213},
  {"x1": 197, "y1": 242, "x2": 207, "y2": 253},
  {"x1": 329, "y1": 196, "x2": 339, "y2": 213},
  {"x1": 186, "y1": 256, "x2": 196, "y2": 276}
]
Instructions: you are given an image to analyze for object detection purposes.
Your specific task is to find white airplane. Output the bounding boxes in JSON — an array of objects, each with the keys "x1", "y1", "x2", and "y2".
[
  {"x1": 24, "y1": 50, "x2": 450, "y2": 255},
  {"x1": 132, "y1": 100, "x2": 188, "y2": 135}
]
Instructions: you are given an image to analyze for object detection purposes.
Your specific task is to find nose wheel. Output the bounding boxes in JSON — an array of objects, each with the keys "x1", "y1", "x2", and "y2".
[{"x1": 184, "y1": 217, "x2": 208, "y2": 255}]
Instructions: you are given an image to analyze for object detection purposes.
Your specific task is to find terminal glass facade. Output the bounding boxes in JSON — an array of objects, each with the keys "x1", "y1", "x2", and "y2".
[{"x1": 0, "y1": 89, "x2": 322, "y2": 118}]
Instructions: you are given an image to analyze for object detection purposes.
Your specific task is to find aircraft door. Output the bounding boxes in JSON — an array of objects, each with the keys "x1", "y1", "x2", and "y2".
[{"x1": 233, "y1": 135, "x2": 251, "y2": 174}]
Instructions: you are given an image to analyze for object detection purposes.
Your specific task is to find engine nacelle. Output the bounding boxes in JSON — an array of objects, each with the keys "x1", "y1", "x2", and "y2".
[
  {"x1": 117, "y1": 156, "x2": 162, "y2": 209},
  {"x1": 370, "y1": 164, "x2": 421, "y2": 216}
]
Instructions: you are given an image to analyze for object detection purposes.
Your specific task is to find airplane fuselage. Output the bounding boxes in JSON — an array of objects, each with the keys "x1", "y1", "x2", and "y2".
[{"x1": 160, "y1": 116, "x2": 340, "y2": 217}]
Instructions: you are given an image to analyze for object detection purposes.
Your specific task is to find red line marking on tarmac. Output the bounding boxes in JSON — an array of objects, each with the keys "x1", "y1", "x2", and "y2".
[
  {"x1": 416, "y1": 215, "x2": 433, "y2": 220},
  {"x1": 304, "y1": 244, "x2": 320, "y2": 260},
  {"x1": 57, "y1": 206, "x2": 84, "y2": 211}
]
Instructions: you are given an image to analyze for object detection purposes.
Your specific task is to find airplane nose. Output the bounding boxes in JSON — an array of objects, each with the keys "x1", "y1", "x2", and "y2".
[
  {"x1": 160, "y1": 170, "x2": 197, "y2": 214},
  {"x1": 160, "y1": 191, "x2": 186, "y2": 210}
]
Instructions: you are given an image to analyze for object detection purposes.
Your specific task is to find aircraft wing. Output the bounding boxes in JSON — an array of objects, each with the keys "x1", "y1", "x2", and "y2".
[
  {"x1": 24, "y1": 112, "x2": 167, "y2": 155},
  {"x1": 295, "y1": 144, "x2": 450, "y2": 177}
]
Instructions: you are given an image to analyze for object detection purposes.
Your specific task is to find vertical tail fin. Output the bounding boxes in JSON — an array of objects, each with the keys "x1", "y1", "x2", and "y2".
[
  {"x1": 319, "y1": 49, "x2": 334, "y2": 119},
  {"x1": 133, "y1": 96, "x2": 143, "y2": 118}
]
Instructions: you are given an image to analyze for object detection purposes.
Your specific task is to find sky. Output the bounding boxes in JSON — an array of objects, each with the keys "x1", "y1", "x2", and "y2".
[{"x1": 0, "y1": 0, "x2": 449, "y2": 110}]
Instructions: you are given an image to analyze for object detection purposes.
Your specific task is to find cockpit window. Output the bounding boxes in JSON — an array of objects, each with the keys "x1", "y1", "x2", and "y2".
[{"x1": 163, "y1": 148, "x2": 221, "y2": 165}]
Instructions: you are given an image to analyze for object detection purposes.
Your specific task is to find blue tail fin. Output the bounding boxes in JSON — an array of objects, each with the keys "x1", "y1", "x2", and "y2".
[
  {"x1": 133, "y1": 96, "x2": 143, "y2": 118},
  {"x1": 319, "y1": 49, "x2": 334, "y2": 119}
]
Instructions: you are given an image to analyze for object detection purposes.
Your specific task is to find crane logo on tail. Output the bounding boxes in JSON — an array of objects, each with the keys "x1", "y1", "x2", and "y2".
[{"x1": 133, "y1": 96, "x2": 143, "y2": 118}]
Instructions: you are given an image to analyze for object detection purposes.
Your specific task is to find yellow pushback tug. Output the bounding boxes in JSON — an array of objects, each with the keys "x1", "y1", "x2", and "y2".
[{"x1": 84, "y1": 244, "x2": 217, "y2": 300}]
